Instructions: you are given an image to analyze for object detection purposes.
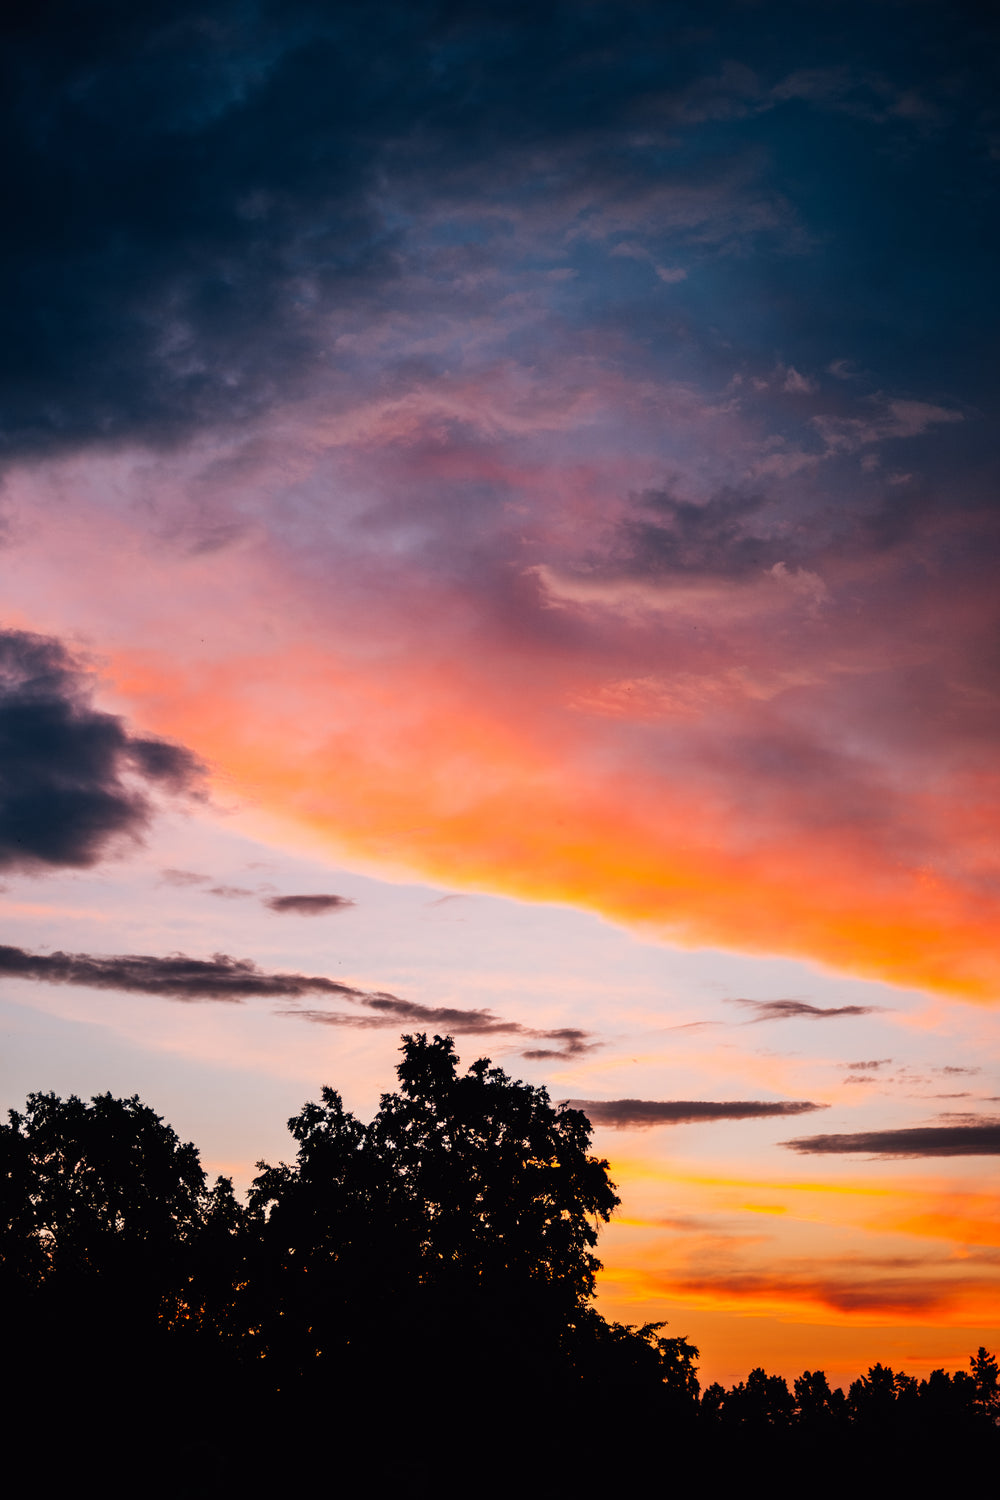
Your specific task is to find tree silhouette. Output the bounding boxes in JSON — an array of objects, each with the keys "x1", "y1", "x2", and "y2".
[
  {"x1": 970, "y1": 1346, "x2": 1000, "y2": 1422},
  {"x1": 2, "y1": 1049, "x2": 1000, "y2": 1494},
  {"x1": 242, "y1": 1033, "x2": 626, "y2": 1398},
  {"x1": 0, "y1": 1090, "x2": 241, "y2": 1496},
  {"x1": 1, "y1": 1091, "x2": 207, "y2": 1284}
]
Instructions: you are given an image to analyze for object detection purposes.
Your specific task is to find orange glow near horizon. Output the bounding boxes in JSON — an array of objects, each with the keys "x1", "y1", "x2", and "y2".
[{"x1": 592, "y1": 1157, "x2": 1000, "y2": 1383}]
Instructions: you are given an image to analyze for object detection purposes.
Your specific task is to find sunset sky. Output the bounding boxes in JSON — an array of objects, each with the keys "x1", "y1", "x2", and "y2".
[{"x1": 1, "y1": 0, "x2": 998, "y2": 1387}]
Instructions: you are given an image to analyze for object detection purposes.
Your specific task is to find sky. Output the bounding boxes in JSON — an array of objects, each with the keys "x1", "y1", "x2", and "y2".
[{"x1": 1, "y1": 0, "x2": 999, "y2": 1388}]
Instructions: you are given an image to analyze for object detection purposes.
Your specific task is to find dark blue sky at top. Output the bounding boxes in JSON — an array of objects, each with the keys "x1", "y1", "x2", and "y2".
[{"x1": 2, "y1": 0, "x2": 996, "y2": 467}]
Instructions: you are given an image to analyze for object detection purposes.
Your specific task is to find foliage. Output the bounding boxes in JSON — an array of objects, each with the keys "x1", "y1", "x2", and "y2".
[
  {"x1": 1, "y1": 1090, "x2": 210, "y2": 1296},
  {"x1": 242, "y1": 1033, "x2": 625, "y2": 1384},
  {"x1": 2, "y1": 1036, "x2": 999, "y2": 1487}
]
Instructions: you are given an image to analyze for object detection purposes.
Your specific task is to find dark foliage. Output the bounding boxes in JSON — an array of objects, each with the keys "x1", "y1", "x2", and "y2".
[
  {"x1": 2, "y1": 1035, "x2": 997, "y2": 1496},
  {"x1": 0, "y1": 1036, "x2": 698, "y2": 1493}
]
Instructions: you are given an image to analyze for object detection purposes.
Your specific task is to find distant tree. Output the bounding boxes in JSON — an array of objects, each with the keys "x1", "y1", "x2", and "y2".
[
  {"x1": 793, "y1": 1368, "x2": 847, "y2": 1430},
  {"x1": 722, "y1": 1366, "x2": 795, "y2": 1430},
  {"x1": 970, "y1": 1346, "x2": 1000, "y2": 1423},
  {"x1": 848, "y1": 1362, "x2": 906, "y2": 1428}
]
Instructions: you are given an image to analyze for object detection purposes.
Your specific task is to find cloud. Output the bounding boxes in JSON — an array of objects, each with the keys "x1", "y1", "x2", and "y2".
[
  {"x1": 730, "y1": 999, "x2": 881, "y2": 1023},
  {"x1": 562, "y1": 1098, "x2": 827, "y2": 1129},
  {"x1": 841, "y1": 1059, "x2": 892, "y2": 1070},
  {"x1": 662, "y1": 1266, "x2": 975, "y2": 1318},
  {"x1": 616, "y1": 488, "x2": 785, "y2": 580},
  {"x1": 157, "y1": 877, "x2": 355, "y2": 913},
  {"x1": 264, "y1": 893, "x2": 356, "y2": 915},
  {"x1": 5, "y1": 1, "x2": 973, "y2": 468},
  {"x1": 519, "y1": 1030, "x2": 597, "y2": 1060},
  {"x1": 0, "y1": 944, "x2": 369, "y2": 1002},
  {"x1": 291, "y1": 1007, "x2": 597, "y2": 1059},
  {"x1": 0, "y1": 2, "x2": 812, "y2": 461},
  {"x1": 812, "y1": 397, "x2": 963, "y2": 455},
  {"x1": 0, "y1": 628, "x2": 202, "y2": 872},
  {"x1": 783, "y1": 1118, "x2": 1000, "y2": 1157},
  {"x1": 0, "y1": 941, "x2": 597, "y2": 1058}
]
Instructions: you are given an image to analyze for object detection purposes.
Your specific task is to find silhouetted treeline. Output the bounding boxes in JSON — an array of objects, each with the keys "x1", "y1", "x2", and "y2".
[{"x1": 2, "y1": 1035, "x2": 997, "y2": 1497}]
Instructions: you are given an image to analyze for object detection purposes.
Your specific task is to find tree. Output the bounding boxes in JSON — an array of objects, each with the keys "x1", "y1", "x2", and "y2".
[
  {"x1": 368, "y1": 1034, "x2": 620, "y2": 1304},
  {"x1": 793, "y1": 1368, "x2": 847, "y2": 1430},
  {"x1": 238, "y1": 1032, "x2": 702, "y2": 1482},
  {"x1": 0, "y1": 1090, "x2": 210, "y2": 1302},
  {"x1": 0, "y1": 1090, "x2": 241, "y2": 1492},
  {"x1": 970, "y1": 1346, "x2": 1000, "y2": 1421},
  {"x1": 244, "y1": 1033, "x2": 624, "y2": 1388}
]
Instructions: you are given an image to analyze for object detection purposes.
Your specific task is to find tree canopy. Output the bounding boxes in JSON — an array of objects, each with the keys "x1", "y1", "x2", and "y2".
[
  {"x1": 242, "y1": 1033, "x2": 629, "y2": 1390},
  {"x1": 3, "y1": 1033, "x2": 997, "y2": 1496}
]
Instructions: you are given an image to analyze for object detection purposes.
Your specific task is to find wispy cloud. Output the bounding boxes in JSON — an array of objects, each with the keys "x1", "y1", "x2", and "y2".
[
  {"x1": 0, "y1": 943, "x2": 597, "y2": 1059},
  {"x1": 563, "y1": 1098, "x2": 827, "y2": 1128},
  {"x1": 784, "y1": 1118, "x2": 1000, "y2": 1157},
  {"x1": 264, "y1": 893, "x2": 356, "y2": 915},
  {"x1": 730, "y1": 998, "x2": 882, "y2": 1023},
  {"x1": 0, "y1": 945, "x2": 368, "y2": 1003}
]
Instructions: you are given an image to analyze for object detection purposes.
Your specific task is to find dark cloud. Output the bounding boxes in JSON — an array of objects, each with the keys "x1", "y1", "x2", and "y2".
[
  {"x1": 0, "y1": 628, "x2": 202, "y2": 872},
  {"x1": 264, "y1": 894, "x2": 356, "y2": 915},
  {"x1": 159, "y1": 868, "x2": 209, "y2": 887},
  {"x1": 0, "y1": 940, "x2": 597, "y2": 1057},
  {"x1": 562, "y1": 1098, "x2": 827, "y2": 1129},
  {"x1": 619, "y1": 489, "x2": 786, "y2": 579},
  {"x1": 0, "y1": 0, "x2": 396, "y2": 456},
  {"x1": 783, "y1": 1117, "x2": 1000, "y2": 1157},
  {"x1": 2, "y1": 2, "x2": 995, "y2": 461},
  {"x1": 0, "y1": 944, "x2": 368, "y2": 1002},
  {"x1": 208, "y1": 885, "x2": 257, "y2": 899},
  {"x1": 730, "y1": 998, "x2": 881, "y2": 1023},
  {"x1": 842, "y1": 1059, "x2": 892, "y2": 1070}
]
